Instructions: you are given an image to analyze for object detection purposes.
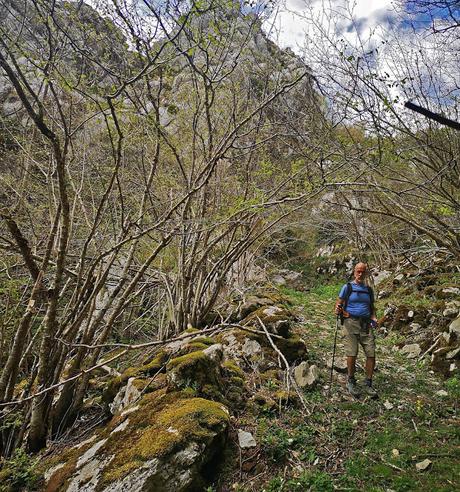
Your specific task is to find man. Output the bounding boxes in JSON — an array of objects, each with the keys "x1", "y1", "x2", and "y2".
[{"x1": 335, "y1": 262, "x2": 378, "y2": 398}]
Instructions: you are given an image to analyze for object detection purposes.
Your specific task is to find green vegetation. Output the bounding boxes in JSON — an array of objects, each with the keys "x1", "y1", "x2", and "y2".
[
  {"x1": 264, "y1": 470, "x2": 334, "y2": 492},
  {"x1": 0, "y1": 449, "x2": 42, "y2": 492},
  {"x1": 253, "y1": 277, "x2": 460, "y2": 492}
]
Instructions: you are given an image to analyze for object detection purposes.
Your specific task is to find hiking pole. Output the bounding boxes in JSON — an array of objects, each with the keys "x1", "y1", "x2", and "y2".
[{"x1": 328, "y1": 314, "x2": 340, "y2": 396}]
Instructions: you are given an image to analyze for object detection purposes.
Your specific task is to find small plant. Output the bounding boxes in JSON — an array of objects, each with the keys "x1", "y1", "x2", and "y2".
[
  {"x1": 446, "y1": 376, "x2": 460, "y2": 398},
  {"x1": 265, "y1": 378, "x2": 278, "y2": 391},
  {"x1": 0, "y1": 448, "x2": 41, "y2": 491},
  {"x1": 260, "y1": 425, "x2": 292, "y2": 462},
  {"x1": 264, "y1": 471, "x2": 334, "y2": 492}
]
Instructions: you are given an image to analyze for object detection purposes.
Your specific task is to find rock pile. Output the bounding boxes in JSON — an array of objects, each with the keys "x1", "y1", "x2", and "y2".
[
  {"x1": 378, "y1": 259, "x2": 459, "y2": 376},
  {"x1": 41, "y1": 296, "x2": 310, "y2": 491}
]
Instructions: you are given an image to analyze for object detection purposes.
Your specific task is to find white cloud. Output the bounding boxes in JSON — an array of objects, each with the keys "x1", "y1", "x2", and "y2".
[{"x1": 268, "y1": 0, "x2": 396, "y2": 51}]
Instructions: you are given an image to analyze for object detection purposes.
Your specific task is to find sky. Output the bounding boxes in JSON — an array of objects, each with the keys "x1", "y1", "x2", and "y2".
[
  {"x1": 263, "y1": 0, "x2": 460, "y2": 120},
  {"x1": 269, "y1": 0, "x2": 398, "y2": 50},
  {"x1": 266, "y1": 0, "x2": 459, "y2": 50}
]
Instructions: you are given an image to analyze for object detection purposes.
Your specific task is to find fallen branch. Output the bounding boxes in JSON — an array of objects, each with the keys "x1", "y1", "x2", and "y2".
[
  {"x1": 0, "y1": 326, "x2": 224, "y2": 408},
  {"x1": 380, "y1": 458, "x2": 404, "y2": 472},
  {"x1": 1, "y1": 320, "x2": 285, "y2": 409},
  {"x1": 56, "y1": 323, "x2": 284, "y2": 351},
  {"x1": 418, "y1": 332, "x2": 443, "y2": 361},
  {"x1": 256, "y1": 316, "x2": 311, "y2": 415}
]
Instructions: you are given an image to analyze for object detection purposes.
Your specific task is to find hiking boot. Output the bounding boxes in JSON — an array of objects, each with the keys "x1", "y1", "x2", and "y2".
[
  {"x1": 346, "y1": 379, "x2": 361, "y2": 397},
  {"x1": 364, "y1": 384, "x2": 378, "y2": 399}
]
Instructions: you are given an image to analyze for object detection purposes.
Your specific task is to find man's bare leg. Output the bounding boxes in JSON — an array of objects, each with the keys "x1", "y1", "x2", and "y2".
[
  {"x1": 347, "y1": 356, "x2": 357, "y2": 379},
  {"x1": 366, "y1": 357, "x2": 375, "y2": 380}
]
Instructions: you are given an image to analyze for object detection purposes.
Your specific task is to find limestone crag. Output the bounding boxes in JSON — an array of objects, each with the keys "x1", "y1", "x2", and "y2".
[{"x1": 42, "y1": 297, "x2": 309, "y2": 491}]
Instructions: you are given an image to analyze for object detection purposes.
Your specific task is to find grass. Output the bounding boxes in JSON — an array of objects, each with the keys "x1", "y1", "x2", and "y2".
[{"x1": 257, "y1": 280, "x2": 460, "y2": 492}]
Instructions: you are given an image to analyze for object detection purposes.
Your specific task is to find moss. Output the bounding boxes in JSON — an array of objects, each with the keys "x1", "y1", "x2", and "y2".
[
  {"x1": 177, "y1": 342, "x2": 208, "y2": 355},
  {"x1": 216, "y1": 328, "x2": 260, "y2": 347},
  {"x1": 167, "y1": 350, "x2": 223, "y2": 398},
  {"x1": 230, "y1": 376, "x2": 244, "y2": 386},
  {"x1": 103, "y1": 350, "x2": 168, "y2": 405},
  {"x1": 244, "y1": 306, "x2": 293, "y2": 337},
  {"x1": 185, "y1": 327, "x2": 199, "y2": 333},
  {"x1": 44, "y1": 459, "x2": 77, "y2": 492},
  {"x1": 260, "y1": 369, "x2": 282, "y2": 382},
  {"x1": 98, "y1": 394, "x2": 229, "y2": 488},
  {"x1": 274, "y1": 390, "x2": 298, "y2": 405},
  {"x1": 190, "y1": 336, "x2": 215, "y2": 346},
  {"x1": 222, "y1": 360, "x2": 245, "y2": 379},
  {"x1": 202, "y1": 384, "x2": 226, "y2": 402},
  {"x1": 167, "y1": 350, "x2": 206, "y2": 370}
]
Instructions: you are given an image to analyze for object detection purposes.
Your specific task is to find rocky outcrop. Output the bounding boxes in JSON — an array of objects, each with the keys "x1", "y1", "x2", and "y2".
[
  {"x1": 42, "y1": 296, "x2": 310, "y2": 490},
  {"x1": 43, "y1": 392, "x2": 229, "y2": 492},
  {"x1": 377, "y1": 259, "x2": 460, "y2": 376}
]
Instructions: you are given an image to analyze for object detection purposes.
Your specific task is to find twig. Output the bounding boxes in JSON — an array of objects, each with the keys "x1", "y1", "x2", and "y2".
[
  {"x1": 256, "y1": 316, "x2": 311, "y2": 415},
  {"x1": 380, "y1": 458, "x2": 404, "y2": 472},
  {"x1": 412, "y1": 418, "x2": 419, "y2": 433},
  {"x1": 418, "y1": 333, "x2": 443, "y2": 361}
]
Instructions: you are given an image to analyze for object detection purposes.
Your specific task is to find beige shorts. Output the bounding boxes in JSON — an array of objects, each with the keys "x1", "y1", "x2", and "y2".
[{"x1": 342, "y1": 317, "x2": 375, "y2": 357}]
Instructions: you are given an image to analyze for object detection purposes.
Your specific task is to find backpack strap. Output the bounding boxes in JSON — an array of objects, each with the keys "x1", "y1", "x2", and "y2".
[
  {"x1": 343, "y1": 282, "x2": 353, "y2": 310},
  {"x1": 367, "y1": 286, "x2": 375, "y2": 315}
]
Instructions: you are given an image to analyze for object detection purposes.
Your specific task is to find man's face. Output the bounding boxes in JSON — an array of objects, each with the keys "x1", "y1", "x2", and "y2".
[{"x1": 354, "y1": 265, "x2": 367, "y2": 284}]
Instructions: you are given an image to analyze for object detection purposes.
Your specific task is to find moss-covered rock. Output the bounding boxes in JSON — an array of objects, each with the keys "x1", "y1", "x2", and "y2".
[
  {"x1": 243, "y1": 305, "x2": 293, "y2": 337},
  {"x1": 274, "y1": 335, "x2": 307, "y2": 364},
  {"x1": 103, "y1": 350, "x2": 169, "y2": 407},
  {"x1": 222, "y1": 360, "x2": 245, "y2": 379},
  {"x1": 167, "y1": 350, "x2": 223, "y2": 398},
  {"x1": 42, "y1": 390, "x2": 230, "y2": 492}
]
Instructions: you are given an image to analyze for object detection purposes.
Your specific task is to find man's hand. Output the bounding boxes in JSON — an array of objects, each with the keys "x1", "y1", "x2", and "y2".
[{"x1": 335, "y1": 301, "x2": 344, "y2": 316}]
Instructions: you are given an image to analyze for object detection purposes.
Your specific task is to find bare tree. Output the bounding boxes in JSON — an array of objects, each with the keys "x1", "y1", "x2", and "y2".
[
  {"x1": 291, "y1": 0, "x2": 460, "y2": 259},
  {"x1": 0, "y1": 0, "x2": 325, "y2": 454}
]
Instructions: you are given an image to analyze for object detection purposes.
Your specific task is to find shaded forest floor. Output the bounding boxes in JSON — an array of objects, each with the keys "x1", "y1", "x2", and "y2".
[{"x1": 220, "y1": 283, "x2": 460, "y2": 492}]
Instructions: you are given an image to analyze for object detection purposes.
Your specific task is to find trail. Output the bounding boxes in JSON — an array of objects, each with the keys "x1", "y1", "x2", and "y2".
[{"x1": 283, "y1": 289, "x2": 460, "y2": 491}]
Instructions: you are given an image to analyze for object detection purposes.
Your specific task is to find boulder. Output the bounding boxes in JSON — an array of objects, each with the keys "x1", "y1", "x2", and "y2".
[
  {"x1": 103, "y1": 351, "x2": 168, "y2": 408},
  {"x1": 236, "y1": 295, "x2": 275, "y2": 320},
  {"x1": 202, "y1": 344, "x2": 224, "y2": 363},
  {"x1": 293, "y1": 362, "x2": 319, "y2": 388},
  {"x1": 242, "y1": 339, "x2": 262, "y2": 356},
  {"x1": 109, "y1": 378, "x2": 141, "y2": 415},
  {"x1": 326, "y1": 357, "x2": 347, "y2": 373},
  {"x1": 415, "y1": 458, "x2": 432, "y2": 472},
  {"x1": 243, "y1": 305, "x2": 293, "y2": 337},
  {"x1": 274, "y1": 336, "x2": 307, "y2": 364},
  {"x1": 445, "y1": 347, "x2": 460, "y2": 360},
  {"x1": 400, "y1": 343, "x2": 422, "y2": 358},
  {"x1": 373, "y1": 270, "x2": 391, "y2": 286},
  {"x1": 237, "y1": 430, "x2": 257, "y2": 449},
  {"x1": 410, "y1": 323, "x2": 421, "y2": 333},
  {"x1": 43, "y1": 392, "x2": 229, "y2": 492},
  {"x1": 271, "y1": 269, "x2": 303, "y2": 289},
  {"x1": 166, "y1": 351, "x2": 223, "y2": 399},
  {"x1": 449, "y1": 316, "x2": 460, "y2": 337},
  {"x1": 377, "y1": 290, "x2": 390, "y2": 300},
  {"x1": 443, "y1": 287, "x2": 460, "y2": 295},
  {"x1": 393, "y1": 273, "x2": 405, "y2": 285},
  {"x1": 443, "y1": 301, "x2": 460, "y2": 318}
]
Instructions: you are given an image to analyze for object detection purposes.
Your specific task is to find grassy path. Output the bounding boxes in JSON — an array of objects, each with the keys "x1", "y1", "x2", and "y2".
[{"x1": 253, "y1": 284, "x2": 460, "y2": 492}]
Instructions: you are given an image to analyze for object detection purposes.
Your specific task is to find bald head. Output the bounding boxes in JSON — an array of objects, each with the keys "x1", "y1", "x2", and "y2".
[{"x1": 354, "y1": 262, "x2": 368, "y2": 284}]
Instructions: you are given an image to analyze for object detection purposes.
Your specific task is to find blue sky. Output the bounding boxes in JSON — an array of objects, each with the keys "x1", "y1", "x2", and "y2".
[{"x1": 268, "y1": 0, "x2": 458, "y2": 50}]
